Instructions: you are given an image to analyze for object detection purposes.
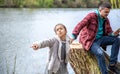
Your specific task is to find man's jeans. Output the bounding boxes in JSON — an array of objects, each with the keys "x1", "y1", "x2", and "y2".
[{"x1": 90, "y1": 36, "x2": 120, "y2": 74}]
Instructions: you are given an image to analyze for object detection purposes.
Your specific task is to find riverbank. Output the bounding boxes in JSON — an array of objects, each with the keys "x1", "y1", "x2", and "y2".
[{"x1": 0, "y1": 0, "x2": 119, "y2": 8}]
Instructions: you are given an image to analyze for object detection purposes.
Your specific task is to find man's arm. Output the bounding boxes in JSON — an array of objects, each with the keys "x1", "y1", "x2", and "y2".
[{"x1": 72, "y1": 13, "x2": 95, "y2": 40}]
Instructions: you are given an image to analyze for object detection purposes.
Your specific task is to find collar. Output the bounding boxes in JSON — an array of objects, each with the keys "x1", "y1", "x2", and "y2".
[{"x1": 95, "y1": 9, "x2": 105, "y2": 20}]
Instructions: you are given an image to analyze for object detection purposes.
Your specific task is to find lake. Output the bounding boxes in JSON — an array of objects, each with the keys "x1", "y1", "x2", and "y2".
[{"x1": 0, "y1": 8, "x2": 120, "y2": 74}]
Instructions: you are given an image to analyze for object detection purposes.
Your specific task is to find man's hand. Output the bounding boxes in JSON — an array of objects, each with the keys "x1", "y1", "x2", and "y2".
[
  {"x1": 113, "y1": 28, "x2": 120, "y2": 36},
  {"x1": 70, "y1": 38, "x2": 75, "y2": 43}
]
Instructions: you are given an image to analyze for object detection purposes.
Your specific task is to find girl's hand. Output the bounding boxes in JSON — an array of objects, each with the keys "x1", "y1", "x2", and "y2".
[{"x1": 31, "y1": 43, "x2": 39, "y2": 50}]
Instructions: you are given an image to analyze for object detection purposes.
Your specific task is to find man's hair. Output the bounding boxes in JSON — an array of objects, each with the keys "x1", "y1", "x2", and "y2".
[
  {"x1": 99, "y1": 2, "x2": 111, "y2": 10},
  {"x1": 54, "y1": 23, "x2": 67, "y2": 33}
]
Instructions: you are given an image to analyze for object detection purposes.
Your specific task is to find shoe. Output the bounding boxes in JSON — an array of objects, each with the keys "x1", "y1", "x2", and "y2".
[
  {"x1": 108, "y1": 69, "x2": 116, "y2": 74},
  {"x1": 108, "y1": 65, "x2": 119, "y2": 74}
]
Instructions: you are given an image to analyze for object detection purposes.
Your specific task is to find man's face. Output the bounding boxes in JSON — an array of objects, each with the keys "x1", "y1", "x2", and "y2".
[{"x1": 99, "y1": 8, "x2": 110, "y2": 18}]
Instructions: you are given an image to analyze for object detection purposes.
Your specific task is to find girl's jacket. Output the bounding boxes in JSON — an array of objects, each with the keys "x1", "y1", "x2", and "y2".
[{"x1": 37, "y1": 35, "x2": 71, "y2": 73}]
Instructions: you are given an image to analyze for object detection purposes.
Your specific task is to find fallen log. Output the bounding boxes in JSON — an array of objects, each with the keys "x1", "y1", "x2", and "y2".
[{"x1": 69, "y1": 42, "x2": 120, "y2": 74}]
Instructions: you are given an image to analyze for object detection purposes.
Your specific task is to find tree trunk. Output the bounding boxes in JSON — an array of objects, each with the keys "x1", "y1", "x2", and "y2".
[{"x1": 69, "y1": 42, "x2": 120, "y2": 74}]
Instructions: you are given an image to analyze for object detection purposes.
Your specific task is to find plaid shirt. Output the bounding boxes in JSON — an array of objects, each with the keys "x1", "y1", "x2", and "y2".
[{"x1": 72, "y1": 12, "x2": 113, "y2": 50}]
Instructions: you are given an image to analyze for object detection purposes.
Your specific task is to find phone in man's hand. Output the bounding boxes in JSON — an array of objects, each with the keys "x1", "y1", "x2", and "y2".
[
  {"x1": 115, "y1": 28, "x2": 120, "y2": 33},
  {"x1": 114, "y1": 28, "x2": 120, "y2": 36}
]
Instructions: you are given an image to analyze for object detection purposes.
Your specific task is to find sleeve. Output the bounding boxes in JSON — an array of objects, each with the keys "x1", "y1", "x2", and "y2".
[
  {"x1": 38, "y1": 37, "x2": 56, "y2": 49},
  {"x1": 105, "y1": 18, "x2": 114, "y2": 36},
  {"x1": 72, "y1": 13, "x2": 93, "y2": 39},
  {"x1": 108, "y1": 32, "x2": 115, "y2": 36}
]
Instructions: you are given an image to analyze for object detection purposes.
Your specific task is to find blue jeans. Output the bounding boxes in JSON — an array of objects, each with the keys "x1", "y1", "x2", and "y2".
[{"x1": 90, "y1": 36, "x2": 120, "y2": 74}]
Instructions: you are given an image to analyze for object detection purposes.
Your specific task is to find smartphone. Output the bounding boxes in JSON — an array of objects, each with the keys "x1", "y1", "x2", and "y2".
[
  {"x1": 114, "y1": 28, "x2": 120, "y2": 34},
  {"x1": 116, "y1": 28, "x2": 120, "y2": 32}
]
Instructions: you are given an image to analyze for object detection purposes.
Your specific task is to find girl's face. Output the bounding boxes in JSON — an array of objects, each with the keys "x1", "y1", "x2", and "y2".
[{"x1": 55, "y1": 25, "x2": 67, "y2": 39}]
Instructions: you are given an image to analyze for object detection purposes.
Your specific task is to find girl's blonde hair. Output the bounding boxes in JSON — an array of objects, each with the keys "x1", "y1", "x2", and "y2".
[{"x1": 54, "y1": 23, "x2": 67, "y2": 33}]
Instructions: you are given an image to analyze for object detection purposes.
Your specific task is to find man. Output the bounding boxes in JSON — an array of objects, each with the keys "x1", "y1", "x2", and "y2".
[{"x1": 71, "y1": 2, "x2": 120, "y2": 74}]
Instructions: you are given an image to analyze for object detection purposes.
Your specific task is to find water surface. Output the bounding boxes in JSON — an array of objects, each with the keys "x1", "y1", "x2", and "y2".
[{"x1": 0, "y1": 8, "x2": 120, "y2": 74}]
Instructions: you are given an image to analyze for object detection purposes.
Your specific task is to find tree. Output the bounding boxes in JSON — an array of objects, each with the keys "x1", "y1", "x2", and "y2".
[{"x1": 69, "y1": 42, "x2": 120, "y2": 74}]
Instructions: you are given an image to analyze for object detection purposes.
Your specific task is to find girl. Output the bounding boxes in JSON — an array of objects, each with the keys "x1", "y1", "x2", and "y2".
[{"x1": 31, "y1": 23, "x2": 71, "y2": 74}]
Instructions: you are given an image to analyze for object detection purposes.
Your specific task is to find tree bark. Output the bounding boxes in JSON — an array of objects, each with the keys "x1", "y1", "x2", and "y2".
[{"x1": 69, "y1": 42, "x2": 120, "y2": 74}]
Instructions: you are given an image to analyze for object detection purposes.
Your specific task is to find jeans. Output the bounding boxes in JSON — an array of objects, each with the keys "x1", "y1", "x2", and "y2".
[{"x1": 90, "y1": 36, "x2": 120, "y2": 74}]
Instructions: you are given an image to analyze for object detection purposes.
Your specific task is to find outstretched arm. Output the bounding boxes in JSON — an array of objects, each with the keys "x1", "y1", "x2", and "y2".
[
  {"x1": 72, "y1": 13, "x2": 94, "y2": 40},
  {"x1": 31, "y1": 37, "x2": 56, "y2": 50}
]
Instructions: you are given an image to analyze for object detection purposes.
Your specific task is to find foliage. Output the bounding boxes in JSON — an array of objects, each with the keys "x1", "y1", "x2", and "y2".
[
  {"x1": 0, "y1": 0, "x2": 119, "y2": 8},
  {"x1": 0, "y1": 0, "x2": 4, "y2": 5},
  {"x1": 24, "y1": 0, "x2": 39, "y2": 7},
  {"x1": 38, "y1": 0, "x2": 54, "y2": 8},
  {"x1": 13, "y1": 0, "x2": 24, "y2": 7},
  {"x1": 110, "y1": 0, "x2": 120, "y2": 8},
  {"x1": 44, "y1": 0, "x2": 54, "y2": 8}
]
